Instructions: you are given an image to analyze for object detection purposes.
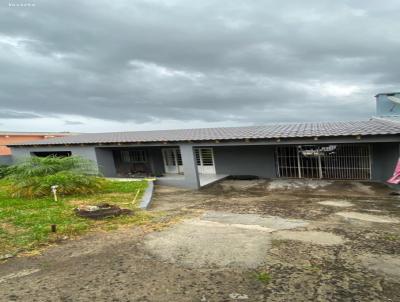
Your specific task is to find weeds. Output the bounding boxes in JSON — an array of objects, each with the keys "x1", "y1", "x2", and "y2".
[{"x1": 254, "y1": 271, "x2": 271, "y2": 284}]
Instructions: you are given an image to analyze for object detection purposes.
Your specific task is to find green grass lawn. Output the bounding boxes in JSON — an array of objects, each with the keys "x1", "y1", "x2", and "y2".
[{"x1": 0, "y1": 179, "x2": 152, "y2": 257}]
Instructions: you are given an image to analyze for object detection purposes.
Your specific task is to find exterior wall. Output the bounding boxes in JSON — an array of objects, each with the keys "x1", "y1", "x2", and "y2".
[
  {"x1": 376, "y1": 93, "x2": 400, "y2": 118},
  {"x1": 371, "y1": 142, "x2": 399, "y2": 182},
  {"x1": 9, "y1": 141, "x2": 400, "y2": 187},
  {"x1": 11, "y1": 146, "x2": 98, "y2": 167},
  {"x1": 147, "y1": 148, "x2": 165, "y2": 176},
  {"x1": 179, "y1": 144, "x2": 200, "y2": 189},
  {"x1": 95, "y1": 148, "x2": 117, "y2": 177},
  {"x1": 0, "y1": 155, "x2": 12, "y2": 165},
  {"x1": 0, "y1": 134, "x2": 67, "y2": 155},
  {"x1": 213, "y1": 145, "x2": 276, "y2": 178}
]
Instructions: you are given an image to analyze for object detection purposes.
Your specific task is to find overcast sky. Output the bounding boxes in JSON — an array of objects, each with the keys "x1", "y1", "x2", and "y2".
[{"x1": 0, "y1": 0, "x2": 399, "y2": 132}]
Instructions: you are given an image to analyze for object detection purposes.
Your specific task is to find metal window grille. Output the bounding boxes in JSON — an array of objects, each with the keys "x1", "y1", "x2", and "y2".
[
  {"x1": 162, "y1": 148, "x2": 182, "y2": 166},
  {"x1": 121, "y1": 150, "x2": 147, "y2": 163},
  {"x1": 176, "y1": 149, "x2": 183, "y2": 166},
  {"x1": 275, "y1": 144, "x2": 371, "y2": 180},
  {"x1": 195, "y1": 148, "x2": 214, "y2": 166}
]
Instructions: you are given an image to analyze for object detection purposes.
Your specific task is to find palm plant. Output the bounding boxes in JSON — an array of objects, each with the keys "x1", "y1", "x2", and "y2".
[{"x1": 6, "y1": 156, "x2": 105, "y2": 198}]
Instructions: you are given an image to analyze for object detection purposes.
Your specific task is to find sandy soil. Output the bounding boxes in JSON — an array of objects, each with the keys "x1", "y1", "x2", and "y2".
[{"x1": 0, "y1": 179, "x2": 400, "y2": 301}]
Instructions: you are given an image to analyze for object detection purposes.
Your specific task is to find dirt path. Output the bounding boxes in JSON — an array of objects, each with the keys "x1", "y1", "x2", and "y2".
[{"x1": 1, "y1": 179, "x2": 400, "y2": 301}]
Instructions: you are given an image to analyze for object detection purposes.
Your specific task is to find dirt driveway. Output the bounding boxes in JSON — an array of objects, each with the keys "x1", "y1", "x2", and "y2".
[{"x1": 1, "y1": 179, "x2": 400, "y2": 301}]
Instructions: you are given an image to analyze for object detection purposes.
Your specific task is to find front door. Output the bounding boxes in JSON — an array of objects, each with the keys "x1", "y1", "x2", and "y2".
[
  {"x1": 194, "y1": 148, "x2": 216, "y2": 174},
  {"x1": 162, "y1": 148, "x2": 183, "y2": 174}
]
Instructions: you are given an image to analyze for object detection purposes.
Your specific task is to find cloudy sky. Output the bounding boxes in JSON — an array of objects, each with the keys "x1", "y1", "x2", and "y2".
[{"x1": 0, "y1": 0, "x2": 399, "y2": 132}]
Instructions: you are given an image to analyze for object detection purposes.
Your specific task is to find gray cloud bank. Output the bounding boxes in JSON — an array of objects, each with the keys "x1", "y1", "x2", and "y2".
[{"x1": 0, "y1": 0, "x2": 399, "y2": 130}]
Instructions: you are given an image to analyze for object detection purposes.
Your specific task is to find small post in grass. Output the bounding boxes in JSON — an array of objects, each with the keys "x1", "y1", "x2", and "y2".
[
  {"x1": 51, "y1": 224, "x2": 57, "y2": 233},
  {"x1": 51, "y1": 185, "x2": 59, "y2": 202}
]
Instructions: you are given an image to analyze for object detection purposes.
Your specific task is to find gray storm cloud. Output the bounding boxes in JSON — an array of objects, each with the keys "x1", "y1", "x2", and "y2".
[{"x1": 0, "y1": 0, "x2": 399, "y2": 131}]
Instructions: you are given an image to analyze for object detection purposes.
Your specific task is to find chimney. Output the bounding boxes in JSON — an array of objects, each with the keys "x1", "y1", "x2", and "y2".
[{"x1": 375, "y1": 92, "x2": 400, "y2": 119}]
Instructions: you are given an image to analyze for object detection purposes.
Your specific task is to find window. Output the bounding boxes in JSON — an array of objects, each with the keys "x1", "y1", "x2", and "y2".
[
  {"x1": 121, "y1": 150, "x2": 147, "y2": 163},
  {"x1": 194, "y1": 148, "x2": 216, "y2": 174},
  {"x1": 275, "y1": 144, "x2": 371, "y2": 180},
  {"x1": 31, "y1": 151, "x2": 71, "y2": 157}
]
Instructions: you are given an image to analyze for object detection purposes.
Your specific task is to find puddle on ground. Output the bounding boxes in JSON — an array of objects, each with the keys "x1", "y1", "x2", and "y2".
[
  {"x1": 272, "y1": 230, "x2": 346, "y2": 246},
  {"x1": 359, "y1": 254, "x2": 400, "y2": 280},
  {"x1": 336, "y1": 212, "x2": 399, "y2": 223},
  {"x1": 318, "y1": 200, "x2": 354, "y2": 207}
]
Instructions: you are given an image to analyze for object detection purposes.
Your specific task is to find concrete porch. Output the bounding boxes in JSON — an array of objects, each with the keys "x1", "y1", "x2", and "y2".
[{"x1": 156, "y1": 174, "x2": 228, "y2": 188}]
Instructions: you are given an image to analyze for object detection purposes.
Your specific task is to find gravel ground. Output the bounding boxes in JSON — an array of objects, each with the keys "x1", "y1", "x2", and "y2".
[{"x1": 0, "y1": 179, "x2": 400, "y2": 302}]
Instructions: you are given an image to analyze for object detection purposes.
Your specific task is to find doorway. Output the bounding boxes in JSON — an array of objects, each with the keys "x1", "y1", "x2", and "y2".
[{"x1": 162, "y1": 148, "x2": 183, "y2": 174}]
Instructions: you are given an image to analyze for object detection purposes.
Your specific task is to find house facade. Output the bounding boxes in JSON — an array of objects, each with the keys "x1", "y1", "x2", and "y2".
[
  {"x1": 8, "y1": 93, "x2": 400, "y2": 189},
  {"x1": 0, "y1": 132, "x2": 71, "y2": 165}
]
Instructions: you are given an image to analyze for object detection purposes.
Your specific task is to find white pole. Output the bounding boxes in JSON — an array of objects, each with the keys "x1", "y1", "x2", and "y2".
[{"x1": 51, "y1": 185, "x2": 59, "y2": 202}]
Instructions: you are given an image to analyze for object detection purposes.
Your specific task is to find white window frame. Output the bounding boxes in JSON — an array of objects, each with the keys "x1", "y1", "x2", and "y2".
[{"x1": 194, "y1": 148, "x2": 216, "y2": 174}]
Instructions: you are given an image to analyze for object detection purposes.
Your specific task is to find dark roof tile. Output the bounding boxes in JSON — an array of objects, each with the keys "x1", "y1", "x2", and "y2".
[{"x1": 8, "y1": 118, "x2": 400, "y2": 146}]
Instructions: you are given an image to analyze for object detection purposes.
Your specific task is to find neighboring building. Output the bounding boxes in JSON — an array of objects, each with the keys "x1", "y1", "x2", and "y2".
[
  {"x1": 8, "y1": 93, "x2": 400, "y2": 189},
  {"x1": 0, "y1": 132, "x2": 72, "y2": 165}
]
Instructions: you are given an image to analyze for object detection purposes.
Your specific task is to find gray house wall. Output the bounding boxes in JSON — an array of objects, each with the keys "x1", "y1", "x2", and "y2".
[
  {"x1": 213, "y1": 145, "x2": 276, "y2": 178},
  {"x1": 371, "y1": 142, "x2": 399, "y2": 182},
  {"x1": 147, "y1": 148, "x2": 165, "y2": 176},
  {"x1": 0, "y1": 155, "x2": 12, "y2": 165},
  {"x1": 95, "y1": 148, "x2": 117, "y2": 177},
  {"x1": 9, "y1": 140, "x2": 400, "y2": 188},
  {"x1": 11, "y1": 146, "x2": 98, "y2": 162}
]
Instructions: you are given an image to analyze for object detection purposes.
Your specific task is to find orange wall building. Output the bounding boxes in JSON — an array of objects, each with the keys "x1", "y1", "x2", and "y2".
[{"x1": 0, "y1": 132, "x2": 70, "y2": 156}]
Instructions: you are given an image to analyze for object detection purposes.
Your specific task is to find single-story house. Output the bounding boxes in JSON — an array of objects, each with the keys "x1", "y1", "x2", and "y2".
[
  {"x1": 8, "y1": 93, "x2": 400, "y2": 189},
  {"x1": 0, "y1": 132, "x2": 72, "y2": 165}
]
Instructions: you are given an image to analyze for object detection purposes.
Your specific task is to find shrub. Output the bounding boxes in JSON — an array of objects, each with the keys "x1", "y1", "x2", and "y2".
[
  {"x1": 0, "y1": 165, "x2": 10, "y2": 179},
  {"x1": 6, "y1": 156, "x2": 105, "y2": 198}
]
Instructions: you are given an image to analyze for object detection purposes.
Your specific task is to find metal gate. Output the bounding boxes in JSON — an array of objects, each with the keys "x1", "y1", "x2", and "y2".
[{"x1": 275, "y1": 144, "x2": 371, "y2": 180}]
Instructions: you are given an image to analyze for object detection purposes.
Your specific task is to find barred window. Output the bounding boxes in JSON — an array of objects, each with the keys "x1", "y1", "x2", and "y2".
[{"x1": 121, "y1": 150, "x2": 147, "y2": 163}]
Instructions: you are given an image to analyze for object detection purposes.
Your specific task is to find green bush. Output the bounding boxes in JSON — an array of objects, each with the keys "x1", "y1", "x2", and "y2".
[
  {"x1": 6, "y1": 156, "x2": 105, "y2": 198},
  {"x1": 0, "y1": 165, "x2": 10, "y2": 179}
]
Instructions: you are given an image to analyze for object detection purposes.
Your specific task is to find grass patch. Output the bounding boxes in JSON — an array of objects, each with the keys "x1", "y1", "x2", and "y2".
[
  {"x1": 303, "y1": 265, "x2": 321, "y2": 272},
  {"x1": 254, "y1": 271, "x2": 271, "y2": 284},
  {"x1": 0, "y1": 179, "x2": 154, "y2": 257},
  {"x1": 383, "y1": 234, "x2": 399, "y2": 241}
]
